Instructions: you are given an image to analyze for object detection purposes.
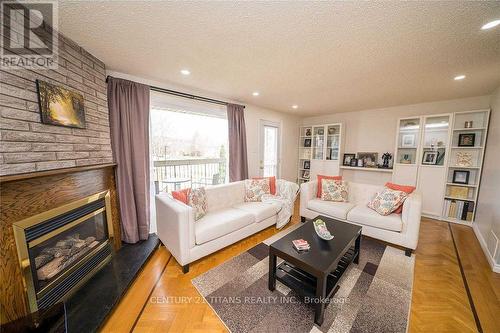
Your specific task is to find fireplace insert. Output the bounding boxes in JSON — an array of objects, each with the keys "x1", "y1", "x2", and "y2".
[{"x1": 13, "y1": 191, "x2": 114, "y2": 313}]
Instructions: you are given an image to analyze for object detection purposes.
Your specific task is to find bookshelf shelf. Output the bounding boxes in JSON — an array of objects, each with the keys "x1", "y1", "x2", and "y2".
[
  {"x1": 297, "y1": 124, "x2": 343, "y2": 184},
  {"x1": 394, "y1": 109, "x2": 490, "y2": 225},
  {"x1": 444, "y1": 196, "x2": 475, "y2": 202},
  {"x1": 340, "y1": 166, "x2": 393, "y2": 173},
  {"x1": 448, "y1": 165, "x2": 480, "y2": 169},
  {"x1": 441, "y1": 109, "x2": 490, "y2": 223},
  {"x1": 446, "y1": 182, "x2": 477, "y2": 188},
  {"x1": 452, "y1": 127, "x2": 486, "y2": 131}
]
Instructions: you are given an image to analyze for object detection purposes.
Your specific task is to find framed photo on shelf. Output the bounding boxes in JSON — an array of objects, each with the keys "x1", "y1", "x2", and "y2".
[
  {"x1": 458, "y1": 133, "x2": 475, "y2": 147},
  {"x1": 357, "y1": 152, "x2": 378, "y2": 167},
  {"x1": 304, "y1": 138, "x2": 311, "y2": 147},
  {"x1": 401, "y1": 134, "x2": 416, "y2": 148},
  {"x1": 343, "y1": 153, "x2": 355, "y2": 166},
  {"x1": 422, "y1": 151, "x2": 439, "y2": 165},
  {"x1": 452, "y1": 170, "x2": 470, "y2": 184},
  {"x1": 303, "y1": 160, "x2": 310, "y2": 169},
  {"x1": 302, "y1": 170, "x2": 310, "y2": 179}
]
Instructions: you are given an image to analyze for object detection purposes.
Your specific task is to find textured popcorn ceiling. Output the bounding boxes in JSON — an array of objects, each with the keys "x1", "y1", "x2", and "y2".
[{"x1": 58, "y1": 1, "x2": 500, "y2": 115}]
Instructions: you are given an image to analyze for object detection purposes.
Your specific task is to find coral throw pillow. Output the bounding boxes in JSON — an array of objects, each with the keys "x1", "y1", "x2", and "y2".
[
  {"x1": 316, "y1": 175, "x2": 342, "y2": 198},
  {"x1": 252, "y1": 176, "x2": 277, "y2": 195},
  {"x1": 172, "y1": 188, "x2": 191, "y2": 204},
  {"x1": 321, "y1": 179, "x2": 348, "y2": 202},
  {"x1": 188, "y1": 187, "x2": 208, "y2": 221},
  {"x1": 385, "y1": 182, "x2": 416, "y2": 214},
  {"x1": 367, "y1": 188, "x2": 408, "y2": 216},
  {"x1": 244, "y1": 178, "x2": 271, "y2": 202}
]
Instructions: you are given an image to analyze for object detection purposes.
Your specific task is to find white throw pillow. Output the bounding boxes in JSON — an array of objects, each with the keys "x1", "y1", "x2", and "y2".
[
  {"x1": 244, "y1": 178, "x2": 270, "y2": 202},
  {"x1": 367, "y1": 188, "x2": 408, "y2": 216},
  {"x1": 188, "y1": 187, "x2": 208, "y2": 220},
  {"x1": 321, "y1": 179, "x2": 349, "y2": 202}
]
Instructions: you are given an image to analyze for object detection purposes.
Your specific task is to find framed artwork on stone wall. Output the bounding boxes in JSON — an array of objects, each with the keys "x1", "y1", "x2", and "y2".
[{"x1": 36, "y1": 80, "x2": 86, "y2": 128}]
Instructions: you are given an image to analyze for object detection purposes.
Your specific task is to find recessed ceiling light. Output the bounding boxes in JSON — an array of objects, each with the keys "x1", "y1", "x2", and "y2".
[
  {"x1": 180, "y1": 69, "x2": 190, "y2": 75},
  {"x1": 481, "y1": 19, "x2": 500, "y2": 30},
  {"x1": 292, "y1": 105, "x2": 298, "y2": 109},
  {"x1": 252, "y1": 91, "x2": 259, "y2": 96},
  {"x1": 454, "y1": 75, "x2": 466, "y2": 81}
]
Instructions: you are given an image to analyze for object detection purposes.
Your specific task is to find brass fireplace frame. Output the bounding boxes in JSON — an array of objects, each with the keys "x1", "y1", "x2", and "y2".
[{"x1": 12, "y1": 190, "x2": 114, "y2": 313}]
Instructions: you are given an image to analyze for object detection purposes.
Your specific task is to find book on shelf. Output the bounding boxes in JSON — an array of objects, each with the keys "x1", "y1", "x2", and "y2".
[{"x1": 443, "y1": 198, "x2": 474, "y2": 221}]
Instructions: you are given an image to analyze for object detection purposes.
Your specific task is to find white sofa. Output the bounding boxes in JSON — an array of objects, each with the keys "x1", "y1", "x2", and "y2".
[
  {"x1": 155, "y1": 181, "x2": 282, "y2": 272},
  {"x1": 300, "y1": 180, "x2": 422, "y2": 255}
]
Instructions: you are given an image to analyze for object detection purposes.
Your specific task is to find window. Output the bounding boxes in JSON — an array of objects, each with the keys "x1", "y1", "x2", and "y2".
[{"x1": 150, "y1": 91, "x2": 229, "y2": 194}]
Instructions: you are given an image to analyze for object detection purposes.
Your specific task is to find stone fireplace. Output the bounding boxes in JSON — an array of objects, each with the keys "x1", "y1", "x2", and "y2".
[{"x1": 13, "y1": 191, "x2": 114, "y2": 313}]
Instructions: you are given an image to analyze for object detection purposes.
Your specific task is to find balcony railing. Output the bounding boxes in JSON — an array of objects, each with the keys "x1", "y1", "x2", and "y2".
[{"x1": 153, "y1": 157, "x2": 227, "y2": 193}]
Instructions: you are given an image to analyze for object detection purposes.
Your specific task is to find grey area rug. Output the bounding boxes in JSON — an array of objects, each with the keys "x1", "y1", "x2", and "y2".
[{"x1": 192, "y1": 225, "x2": 414, "y2": 333}]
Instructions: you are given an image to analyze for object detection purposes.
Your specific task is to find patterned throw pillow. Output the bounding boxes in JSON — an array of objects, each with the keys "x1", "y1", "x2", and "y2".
[
  {"x1": 188, "y1": 187, "x2": 208, "y2": 221},
  {"x1": 321, "y1": 179, "x2": 349, "y2": 202},
  {"x1": 316, "y1": 175, "x2": 342, "y2": 198},
  {"x1": 244, "y1": 178, "x2": 271, "y2": 202},
  {"x1": 384, "y1": 182, "x2": 416, "y2": 214},
  {"x1": 367, "y1": 188, "x2": 408, "y2": 216}
]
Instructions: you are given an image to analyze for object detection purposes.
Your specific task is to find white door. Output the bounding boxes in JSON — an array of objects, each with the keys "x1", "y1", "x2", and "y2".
[{"x1": 260, "y1": 120, "x2": 280, "y2": 177}]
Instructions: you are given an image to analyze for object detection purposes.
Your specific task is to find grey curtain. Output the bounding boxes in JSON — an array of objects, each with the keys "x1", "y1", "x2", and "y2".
[
  {"x1": 227, "y1": 103, "x2": 248, "y2": 181},
  {"x1": 107, "y1": 77, "x2": 150, "y2": 243}
]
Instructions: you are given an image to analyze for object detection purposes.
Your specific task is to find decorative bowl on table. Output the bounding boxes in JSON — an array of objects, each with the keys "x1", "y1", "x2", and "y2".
[{"x1": 313, "y1": 219, "x2": 334, "y2": 240}]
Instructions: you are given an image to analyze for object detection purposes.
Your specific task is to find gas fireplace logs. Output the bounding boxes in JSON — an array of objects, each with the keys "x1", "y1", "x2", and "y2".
[{"x1": 35, "y1": 234, "x2": 98, "y2": 281}]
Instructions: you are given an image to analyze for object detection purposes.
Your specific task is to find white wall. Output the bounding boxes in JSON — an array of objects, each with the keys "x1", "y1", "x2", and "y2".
[
  {"x1": 107, "y1": 71, "x2": 300, "y2": 182},
  {"x1": 474, "y1": 86, "x2": 500, "y2": 271},
  {"x1": 301, "y1": 95, "x2": 491, "y2": 185}
]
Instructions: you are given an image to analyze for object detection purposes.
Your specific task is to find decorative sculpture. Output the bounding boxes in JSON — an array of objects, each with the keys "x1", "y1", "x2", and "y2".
[{"x1": 381, "y1": 152, "x2": 392, "y2": 168}]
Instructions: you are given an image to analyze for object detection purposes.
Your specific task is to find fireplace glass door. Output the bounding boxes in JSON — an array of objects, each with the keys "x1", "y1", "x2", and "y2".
[
  {"x1": 13, "y1": 190, "x2": 114, "y2": 312},
  {"x1": 29, "y1": 209, "x2": 109, "y2": 294}
]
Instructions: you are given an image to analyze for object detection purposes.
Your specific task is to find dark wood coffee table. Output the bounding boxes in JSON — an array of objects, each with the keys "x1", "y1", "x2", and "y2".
[{"x1": 268, "y1": 215, "x2": 362, "y2": 326}]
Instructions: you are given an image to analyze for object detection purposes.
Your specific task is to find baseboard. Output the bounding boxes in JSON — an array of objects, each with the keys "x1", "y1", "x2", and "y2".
[{"x1": 472, "y1": 224, "x2": 500, "y2": 273}]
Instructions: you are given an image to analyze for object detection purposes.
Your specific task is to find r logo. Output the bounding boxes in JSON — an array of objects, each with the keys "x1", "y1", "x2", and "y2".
[{"x1": 1, "y1": 0, "x2": 58, "y2": 69}]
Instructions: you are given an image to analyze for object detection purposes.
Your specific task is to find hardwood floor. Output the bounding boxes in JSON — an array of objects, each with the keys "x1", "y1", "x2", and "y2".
[
  {"x1": 103, "y1": 209, "x2": 500, "y2": 332},
  {"x1": 450, "y1": 223, "x2": 500, "y2": 333}
]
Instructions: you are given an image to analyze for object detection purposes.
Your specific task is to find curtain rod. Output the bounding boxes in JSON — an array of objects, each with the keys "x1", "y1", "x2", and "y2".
[{"x1": 106, "y1": 75, "x2": 244, "y2": 108}]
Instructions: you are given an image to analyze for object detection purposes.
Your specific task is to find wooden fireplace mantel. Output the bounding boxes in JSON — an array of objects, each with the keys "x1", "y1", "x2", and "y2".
[
  {"x1": 0, "y1": 162, "x2": 121, "y2": 324},
  {"x1": 0, "y1": 163, "x2": 117, "y2": 183}
]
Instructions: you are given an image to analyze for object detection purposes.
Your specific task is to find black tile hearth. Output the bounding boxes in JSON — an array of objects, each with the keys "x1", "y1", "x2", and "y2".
[
  {"x1": 1, "y1": 234, "x2": 159, "y2": 333},
  {"x1": 65, "y1": 234, "x2": 159, "y2": 332}
]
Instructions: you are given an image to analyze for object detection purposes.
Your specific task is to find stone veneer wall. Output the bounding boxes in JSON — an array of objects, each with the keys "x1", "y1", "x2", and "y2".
[{"x1": 0, "y1": 33, "x2": 113, "y2": 176}]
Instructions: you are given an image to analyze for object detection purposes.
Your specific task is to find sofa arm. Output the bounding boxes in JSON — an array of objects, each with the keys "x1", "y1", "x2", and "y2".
[
  {"x1": 401, "y1": 191, "x2": 422, "y2": 250},
  {"x1": 155, "y1": 194, "x2": 195, "y2": 266},
  {"x1": 300, "y1": 181, "x2": 318, "y2": 217}
]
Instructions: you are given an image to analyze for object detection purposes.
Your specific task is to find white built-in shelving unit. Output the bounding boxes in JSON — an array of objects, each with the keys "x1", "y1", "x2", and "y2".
[
  {"x1": 392, "y1": 109, "x2": 490, "y2": 225},
  {"x1": 297, "y1": 124, "x2": 342, "y2": 184}
]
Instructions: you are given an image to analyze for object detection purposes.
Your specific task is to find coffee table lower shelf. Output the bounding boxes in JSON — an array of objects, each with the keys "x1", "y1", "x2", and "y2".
[{"x1": 275, "y1": 246, "x2": 358, "y2": 300}]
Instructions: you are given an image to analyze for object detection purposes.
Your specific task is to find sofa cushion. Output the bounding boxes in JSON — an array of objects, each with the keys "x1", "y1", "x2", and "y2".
[
  {"x1": 321, "y1": 180, "x2": 348, "y2": 202},
  {"x1": 385, "y1": 182, "x2": 416, "y2": 214},
  {"x1": 316, "y1": 175, "x2": 342, "y2": 198},
  {"x1": 188, "y1": 187, "x2": 208, "y2": 220},
  {"x1": 252, "y1": 176, "x2": 277, "y2": 195},
  {"x1": 233, "y1": 201, "x2": 281, "y2": 223},
  {"x1": 307, "y1": 199, "x2": 355, "y2": 220},
  {"x1": 195, "y1": 208, "x2": 254, "y2": 245},
  {"x1": 347, "y1": 205, "x2": 403, "y2": 232},
  {"x1": 367, "y1": 188, "x2": 408, "y2": 216},
  {"x1": 244, "y1": 179, "x2": 271, "y2": 202}
]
